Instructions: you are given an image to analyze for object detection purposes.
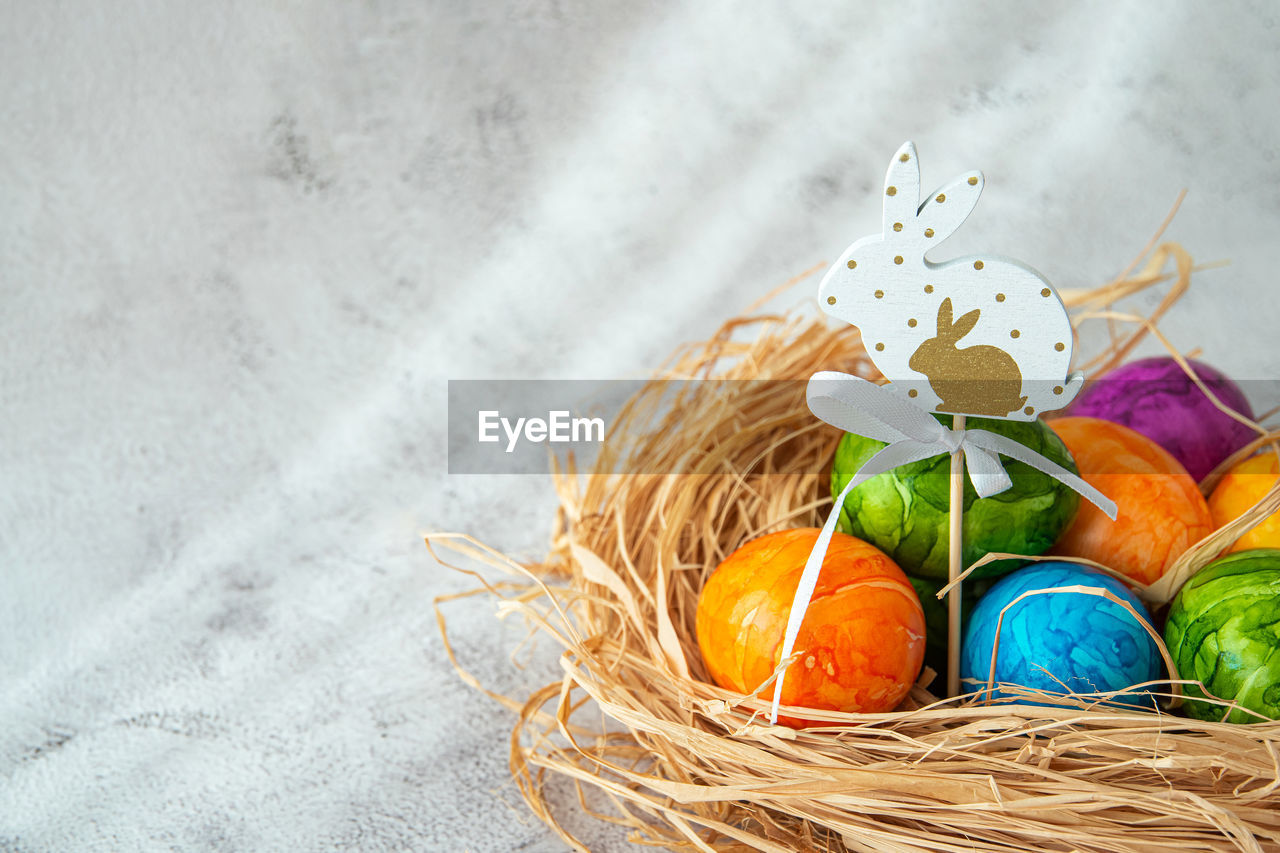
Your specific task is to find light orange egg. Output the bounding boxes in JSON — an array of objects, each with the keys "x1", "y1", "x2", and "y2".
[
  {"x1": 1209, "y1": 452, "x2": 1280, "y2": 553},
  {"x1": 695, "y1": 528, "x2": 924, "y2": 727},
  {"x1": 1048, "y1": 417, "x2": 1214, "y2": 585}
]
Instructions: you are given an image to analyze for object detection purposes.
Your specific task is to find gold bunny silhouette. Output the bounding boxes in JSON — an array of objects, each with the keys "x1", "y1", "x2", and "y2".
[{"x1": 909, "y1": 298, "x2": 1027, "y2": 417}]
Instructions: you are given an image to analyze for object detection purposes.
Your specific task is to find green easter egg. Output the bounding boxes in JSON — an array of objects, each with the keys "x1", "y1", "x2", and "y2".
[
  {"x1": 1165, "y1": 549, "x2": 1280, "y2": 723},
  {"x1": 831, "y1": 414, "x2": 1080, "y2": 580},
  {"x1": 907, "y1": 574, "x2": 992, "y2": 679}
]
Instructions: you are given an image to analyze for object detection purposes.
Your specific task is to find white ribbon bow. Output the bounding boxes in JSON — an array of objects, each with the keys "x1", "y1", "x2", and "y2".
[{"x1": 768, "y1": 371, "x2": 1117, "y2": 724}]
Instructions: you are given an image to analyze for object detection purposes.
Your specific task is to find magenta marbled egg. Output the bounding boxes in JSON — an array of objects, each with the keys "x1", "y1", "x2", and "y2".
[{"x1": 1068, "y1": 356, "x2": 1254, "y2": 482}]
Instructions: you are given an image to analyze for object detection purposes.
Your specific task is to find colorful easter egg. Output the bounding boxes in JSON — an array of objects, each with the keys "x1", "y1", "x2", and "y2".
[
  {"x1": 908, "y1": 575, "x2": 992, "y2": 680},
  {"x1": 1209, "y1": 452, "x2": 1280, "y2": 553},
  {"x1": 1048, "y1": 417, "x2": 1214, "y2": 586},
  {"x1": 1164, "y1": 549, "x2": 1280, "y2": 723},
  {"x1": 1068, "y1": 356, "x2": 1255, "y2": 482},
  {"x1": 961, "y1": 562, "x2": 1161, "y2": 707},
  {"x1": 695, "y1": 528, "x2": 925, "y2": 727},
  {"x1": 832, "y1": 415, "x2": 1080, "y2": 580}
]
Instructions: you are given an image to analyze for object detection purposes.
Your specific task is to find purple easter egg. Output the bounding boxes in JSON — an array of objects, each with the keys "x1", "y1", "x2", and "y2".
[{"x1": 1068, "y1": 357, "x2": 1254, "y2": 481}]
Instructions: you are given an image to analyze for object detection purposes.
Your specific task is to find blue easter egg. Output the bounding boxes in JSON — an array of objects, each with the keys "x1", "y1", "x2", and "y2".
[{"x1": 961, "y1": 562, "x2": 1161, "y2": 707}]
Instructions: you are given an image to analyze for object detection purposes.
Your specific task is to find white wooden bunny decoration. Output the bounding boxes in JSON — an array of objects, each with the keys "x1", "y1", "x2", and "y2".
[
  {"x1": 772, "y1": 143, "x2": 1118, "y2": 722},
  {"x1": 818, "y1": 142, "x2": 1082, "y2": 420}
]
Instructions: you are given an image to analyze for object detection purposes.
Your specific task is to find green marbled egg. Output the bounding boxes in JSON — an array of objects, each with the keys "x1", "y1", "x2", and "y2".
[
  {"x1": 908, "y1": 574, "x2": 993, "y2": 679},
  {"x1": 831, "y1": 414, "x2": 1081, "y2": 580},
  {"x1": 1165, "y1": 549, "x2": 1280, "y2": 723}
]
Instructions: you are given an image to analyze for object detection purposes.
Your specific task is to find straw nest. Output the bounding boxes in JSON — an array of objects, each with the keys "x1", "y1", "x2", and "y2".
[{"x1": 432, "y1": 219, "x2": 1280, "y2": 852}]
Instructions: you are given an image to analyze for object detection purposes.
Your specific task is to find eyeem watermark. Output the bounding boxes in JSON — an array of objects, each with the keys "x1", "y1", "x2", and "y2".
[
  {"x1": 448, "y1": 378, "x2": 1279, "y2": 475},
  {"x1": 478, "y1": 410, "x2": 605, "y2": 453},
  {"x1": 448, "y1": 380, "x2": 631, "y2": 474}
]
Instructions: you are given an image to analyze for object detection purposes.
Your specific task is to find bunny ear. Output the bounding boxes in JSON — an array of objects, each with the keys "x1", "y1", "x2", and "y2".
[
  {"x1": 952, "y1": 308, "x2": 981, "y2": 340},
  {"x1": 936, "y1": 297, "x2": 954, "y2": 335},
  {"x1": 882, "y1": 142, "x2": 921, "y2": 233},
  {"x1": 916, "y1": 171, "x2": 984, "y2": 244}
]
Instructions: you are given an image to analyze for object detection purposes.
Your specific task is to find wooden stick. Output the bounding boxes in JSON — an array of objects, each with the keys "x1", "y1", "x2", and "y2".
[{"x1": 948, "y1": 413, "x2": 966, "y2": 699}]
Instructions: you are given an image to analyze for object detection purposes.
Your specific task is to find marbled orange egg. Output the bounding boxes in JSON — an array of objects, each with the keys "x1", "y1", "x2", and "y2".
[
  {"x1": 1048, "y1": 417, "x2": 1214, "y2": 585},
  {"x1": 695, "y1": 528, "x2": 924, "y2": 727},
  {"x1": 1209, "y1": 452, "x2": 1280, "y2": 553}
]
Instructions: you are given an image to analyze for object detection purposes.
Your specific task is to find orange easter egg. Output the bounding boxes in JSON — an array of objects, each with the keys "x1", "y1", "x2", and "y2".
[
  {"x1": 695, "y1": 528, "x2": 925, "y2": 728},
  {"x1": 1048, "y1": 416, "x2": 1214, "y2": 585},
  {"x1": 1209, "y1": 452, "x2": 1280, "y2": 553}
]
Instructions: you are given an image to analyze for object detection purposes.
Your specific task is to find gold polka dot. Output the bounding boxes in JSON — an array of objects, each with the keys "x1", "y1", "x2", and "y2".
[
  {"x1": 827, "y1": 296, "x2": 836, "y2": 305},
  {"x1": 1010, "y1": 329, "x2": 1020, "y2": 339},
  {"x1": 1024, "y1": 406, "x2": 1035, "y2": 416},
  {"x1": 894, "y1": 255, "x2": 903, "y2": 265},
  {"x1": 899, "y1": 152, "x2": 910, "y2": 162},
  {"x1": 1055, "y1": 342, "x2": 1065, "y2": 352},
  {"x1": 893, "y1": 222, "x2": 903, "y2": 232},
  {"x1": 874, "y1": 289, "x2": 884, "y2": 299},
  {"x1": 1040, "y1": 287, "x2": 1051, "y2": 297},
  {"x1": 935, "y1": 193, "x2": 946, "y2": 203},
  {"x1": 1053, "y1": 385, "x2": 1064, "y2": 395},
  {"x1": 908, "y1": 389, "x2": 918, "y2": 398},
  {"x1": 907, "y1": 318, "x2": 917, "y2": 328},
  {"x1": 995, "y1": 293, "x2": 1006, "y2": 302},
  {"x1": 974, "y1": 260, "x2": 985, "y2": 270},
  {"x1": 875, "y1": 342, "x2": 885, "y2": 352},
  {"x1": 924, "y1": 284, "x2": 934, "y2": 293},
  {"x1": 967, "y1": 176, "x2": 978, "y2": 186},
  {"x1": 847, "y1": 259, "x2": 857, "y2": 269},
  {"x1": 924, "y1": 228, "x2": 935, "y2": 238},
  {"x1": 886, "y1": 186, "x2": 897, "y2": 196}
]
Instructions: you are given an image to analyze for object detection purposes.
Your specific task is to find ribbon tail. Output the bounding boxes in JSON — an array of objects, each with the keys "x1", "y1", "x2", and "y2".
[
  {"x1": 768, "y1": 438, "x2": 950, "y2": 724},
  {"x1": 768, "y1": 479, "x2": 851, "y2": 724},
  {"x1": 970, "y1": 431, "x2": 1119, "y2": 520},
  {"x1": 961, "y1": 444, "x2": 1013, "y2": 497}
]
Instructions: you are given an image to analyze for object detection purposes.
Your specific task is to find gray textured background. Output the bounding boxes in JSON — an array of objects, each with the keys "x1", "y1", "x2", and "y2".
[{"x1": 3, "y1": 2, "x2": 1278, "y2": 851}]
